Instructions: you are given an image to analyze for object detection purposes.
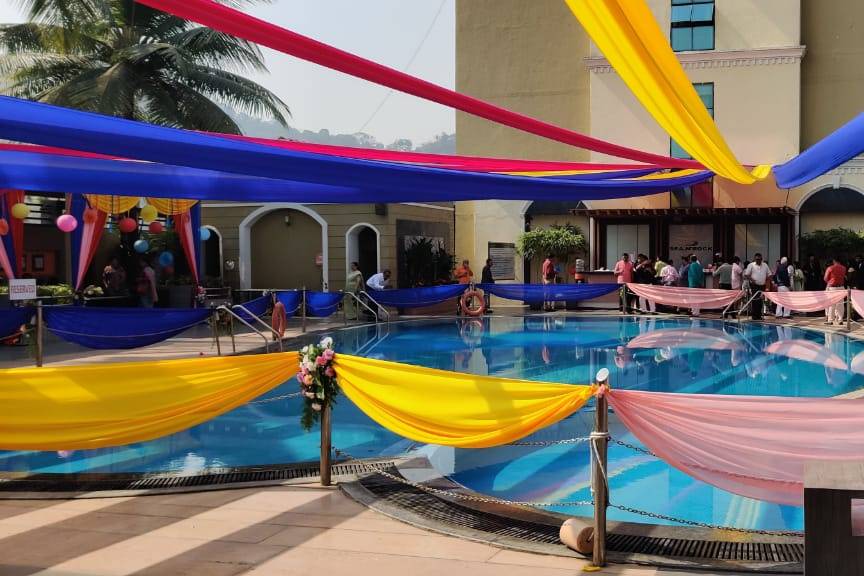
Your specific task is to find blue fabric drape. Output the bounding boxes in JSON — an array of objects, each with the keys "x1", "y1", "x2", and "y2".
[
  {"x1": 305, "y1": 292, "x2": 343, "y2": 317},
  {"x1": 233, "y1": 294, "x2": 270, "y2": 323},
  {"x1": 367, "y1": 285, "x2": 467, "y2": 308},
  {"x1": 774, "y1": 112, "x2": 864, "y2": 188},
  {"x1": 43, "y1": 306, "x2": 210, "y2": 349},
  {"x1": 0, "y1": 306, "x2": 32, "y2": 339},
  {"x1": 275, "y1": 291, "x2": 301, "y2": 316},
  {"x1": 479, "y1": 283, "x2": 620, "y2": 304},
  {"x1": 0, "y1": 97, "x2": 713, "y2": 203}
]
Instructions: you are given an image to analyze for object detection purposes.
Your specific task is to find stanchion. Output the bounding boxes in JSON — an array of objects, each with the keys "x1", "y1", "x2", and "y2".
[
  {"x1": 301, "y1": 287, "x2": 308, "y2": 333},
  {"x1": 320, "y1": 403, "x2": 332, "y2": 486},
  {"x1": 35, "y1": 301, "x2": 44, "y2": 368},
  {"x1": 847, "y1": 288, "x2": 852, "y2": 332},
  {"x1": 342, "y1": 290, "x2": 348, "y2": 326},
  {"x1": 212, "y1": 308, "x2": 222, "y2": 356},
  {"x1": 591, "y1": 367, "x2": 610, "y2": 569},
  {"x1": 228, "y1": 312, "x2": 236, "y2": 354}
]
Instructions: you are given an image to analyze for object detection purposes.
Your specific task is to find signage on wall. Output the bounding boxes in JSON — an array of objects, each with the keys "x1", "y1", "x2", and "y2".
[
  {"x1": 488, "y1": 242, "x2": 516, "y2": 280},
  {"x1": 9, "y1": 278, "x2": 37, "y2": 301},
  {"x1": 668, "y1": 224, "x2": 713, "y2": 265},
  {"x1": 315, "y1": 253, "x2": 323, "y2": 266}
]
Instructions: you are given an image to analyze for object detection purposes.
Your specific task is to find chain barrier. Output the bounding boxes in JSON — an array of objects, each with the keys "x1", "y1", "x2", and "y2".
[
  {"x1": 247, "y1": 391, "x2": 304, "y2": 404},
  {"x1": 610, "y1": 438, "x2": 657, "y2": 457},
  {"x1": 506, "y1": 436, "x2": 590, "y2": 447},
  {"x1": 609, "y1": 504, "x2": 802, "y2": 537}
]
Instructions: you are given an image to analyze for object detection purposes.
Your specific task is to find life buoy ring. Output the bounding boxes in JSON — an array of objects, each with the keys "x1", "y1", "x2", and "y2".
[
  {"x1": 271, "y1": 300, "x2": 287, "y2": 339},
  {"x1": 460, "y1": 318, "x2": 484, "y2": 347},
  {"x1": 460, "y1": 289, "x2": 485, "y2": 317}
]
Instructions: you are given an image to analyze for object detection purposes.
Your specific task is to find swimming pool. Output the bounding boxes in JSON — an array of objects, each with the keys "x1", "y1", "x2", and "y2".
[{"x1": 3, "y1": 316, "x2": 862, "y2": 531}]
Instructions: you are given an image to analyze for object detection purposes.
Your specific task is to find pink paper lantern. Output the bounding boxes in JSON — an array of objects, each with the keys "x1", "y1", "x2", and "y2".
[
  {"x1": 148, "y1": 221, "x2": 164, "y2": 234},
  {"x1": 0, "y1": 218, "x2": 8, "y2": 236},
  {"x1": 83, "y1": 207, "x2": 99, "y2": 224},
  {"x1": 56, "y1": 214, "x2": 78, "y2": 233},
  {"x1": 118, "y1": 217, "x2": 137, "y2": 234}
]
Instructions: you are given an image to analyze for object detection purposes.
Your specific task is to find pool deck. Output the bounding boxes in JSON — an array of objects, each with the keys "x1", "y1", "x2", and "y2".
[{"x1": 0, "y1": 483, "x2": 765, "y2": 576}]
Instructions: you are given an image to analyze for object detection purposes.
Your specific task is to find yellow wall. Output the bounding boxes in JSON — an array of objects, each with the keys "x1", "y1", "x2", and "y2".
[{"x1": 801, "y1": 212, "x2": 864, "y2": 235}]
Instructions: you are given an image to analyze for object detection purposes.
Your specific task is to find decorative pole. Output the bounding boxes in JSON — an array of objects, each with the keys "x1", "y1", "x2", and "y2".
[
  {"x1": 591, "y1": 367, "x2": 610, "y2": 568},
  {"x1": 301, "y1": 287, "x2": 308, "y2": 333},
  {"x1": 320, "y1": 403, "x2": 332, "y2": 486},
  {"x1": 35, "y1": 301, "x2": 44, "y2": 368}
]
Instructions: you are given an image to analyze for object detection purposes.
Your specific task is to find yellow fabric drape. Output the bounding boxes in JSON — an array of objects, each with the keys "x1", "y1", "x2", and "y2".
[
  {"x1": 564, "y1": 0, "x2": 771, "y2": 184},
  {"x1": 84, "y1": 194, "x2": 140, "y2": 214},
  {"x1": 147, "y1": 198, "x2": 198, "y2": 215},
  {"x1": 0, "y1": 352, "x2": 297, "y2": 450},
  {"x1": 334, "y1": 355, "x2": 594, "y2": 448}
]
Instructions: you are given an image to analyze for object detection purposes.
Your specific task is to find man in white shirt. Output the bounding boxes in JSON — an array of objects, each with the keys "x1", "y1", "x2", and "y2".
[
  {"x1": 366, "y1": 269, "x2": 391, "y2": 291},
  {"x1": 731, "y1": 256, "x2": 743, "y2": 290},
  {"x1": 743, "y1": 253, "x2": 771, "y2": 319},
  {"x1": 659, "y1": 257, "x2": 679, "y2": 286}
]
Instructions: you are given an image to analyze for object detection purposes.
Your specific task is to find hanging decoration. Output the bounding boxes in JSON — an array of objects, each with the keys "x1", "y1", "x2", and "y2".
[
  {"x1": 133, "y1": 239, "x2": 150, "y2": 253},
  {"x1": 55, "y1": 214, "x2": 78, "y2": 233},
  {"x1": 83, "y1": 194, "x2": 139, "y2": 214},
  {"x1": 118, "y1": 217, "x2": 138, "y2": 234},
  {"x1": 199, "y1": 226, "x2": 211, "y2": 241},
  {"x1": 139, "y1": 204, "x2": 158, "y2": 223},
  {"x1": 158, "y1": 251, "x2": 174, "y2": 267},
  {"x1": 10, "y1": 203, "x2": 28, "y2": 220},
  {"x1": 147, "y1": 198, "x2": 198, "y2": 215},
  {"x1": 149, "y1": 221, "x2": 164, "y2": 234},
  {"x1": 297, "y1": 337, "x2": 339, "y2": 431}
]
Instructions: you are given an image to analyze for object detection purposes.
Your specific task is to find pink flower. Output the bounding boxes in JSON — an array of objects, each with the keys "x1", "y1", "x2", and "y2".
[
  {"x1": 324, "y1": 367, "x2": 336, "y2": 378},
  {"x1": 311, "y1": 403, "x2": 322, "y2": 412},
  {"x1": 296, "y1": 372, "x2": 304, "y2": 384},
  {"x1": 315, "y1": 356, "x2": 327, "y2": 367},
  {"x1": 323, "y1": 349, "x2": 335, "y2": 361}
]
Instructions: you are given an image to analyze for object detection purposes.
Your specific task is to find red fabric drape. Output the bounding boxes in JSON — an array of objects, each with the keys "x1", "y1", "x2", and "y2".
[
  {"x1": 75, "y1": 210, "x2": 108, "y2": 290},
  {"x1": 2, "y1": 190, "x2": 24, "y2": 278},
  {"x1": 174, "y1": 211, "x2": 199, "y2": 285},
  {"x1": 136, "y1": 0, "x2": 701, "y2": 169}
]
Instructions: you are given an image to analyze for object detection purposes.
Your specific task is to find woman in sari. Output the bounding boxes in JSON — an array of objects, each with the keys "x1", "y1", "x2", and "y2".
[{"x1": 346, "y1": 261, "x2": 365, "y2": 320}]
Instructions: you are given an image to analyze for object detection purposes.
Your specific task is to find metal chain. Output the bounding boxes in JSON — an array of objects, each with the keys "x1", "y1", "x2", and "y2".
[
  {"x1": 248, "y1": 391, "x2": 304, "y2": 404},
  {"x1": 609, "y1": 504, "x2": 802, "y2": 537},
  {"x1": 507, "y1": 436, "x2": 590, "y2": 447},
  {"x1": 610, "y1": 438, "x2": 657, "y2": 457}
]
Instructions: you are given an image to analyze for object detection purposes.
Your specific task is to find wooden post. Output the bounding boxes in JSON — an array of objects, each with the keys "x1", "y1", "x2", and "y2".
[
  {"x1": 35, "y1": 301, "x2": 44, "y2": 368},
  {"x1": 301, "y1": 287, "x2": 307, "y2": 333},
  {"x1": 592, "y1": 367, "x2": 610, "y2": 568},
  {"x1": 320, "y1": 403, "x2": 332, "y2": 486},
  {"x1": 212, "y1": 308, "x2": 222, "y2": 356}
]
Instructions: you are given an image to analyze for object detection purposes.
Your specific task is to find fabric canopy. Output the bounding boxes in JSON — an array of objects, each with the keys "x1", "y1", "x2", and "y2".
[
  {"x1": 234, "y1": 294, "x2": 270, "y2": 323},
  {"x1": 564, "y1": 0, "x2": 769, "y2": 184},
  {"x1": 333, "y1": 354, "x2": 594, "y2": 448},
  {"x1": 0, "y1": 352, "x2": 297, "y2": 450},
  {"x1": 367, "y1": 284, "x2": 467, "y2": 308},
  {"x1": 44, "y1": 306, "x2": 210, "y2": 349},
  {"x1": 763, "y1": 289, "x2": 847, "y2": 313},
  {"x1": 70, "y1": 194, "x2": 109, "y2": 290},
  {"x1": 276, "y1": 291, "x2": 302, "y2": 316},
  {"x1": 306, "y1": 292, "x2": 344, "y2": 317},
  {"x1": 626, "y1": 283, "x2": 744, "y2": 309},
  {"x1": 0, "y1": 190, "x2": 24, "y2": 278},
  {"x1": 481, "y1": 282, "x2": 620, "y2": 304},
  {"x1": 608, "y1": 389, "x2": 864, "y2": 506},
  {"x1": 136, "y1": 0, "x2": 699, "y2": 168},
  {"x1": 774, "y1": 112, "x2": 864, "y2": 188},
  {"x1": 0, "y1": 307, "x2": 32, "y2": 340}
]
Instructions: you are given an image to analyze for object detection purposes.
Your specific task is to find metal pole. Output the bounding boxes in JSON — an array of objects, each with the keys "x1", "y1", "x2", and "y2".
[
  {"x1": 35, "y1": 301, "x2": 44, "y2": 368},
  {"x1": 301, "y1": 287, "x2": 307, "y2": 333},
  {"x1": 212, "y1": 308, "x2": 222, "y2": 356},
  {"x1": 847, "y1": 287, "x2": 852, "y2": 332},
  {"x1": 592, "y1": 367, "x2": 610, "y2": 568},
  {"x1": 229, "y1": 312, "x2": 236, "y2": 354},
  {"x1": 320, "y1": 403, "x2": 332, "y2": 486},
  {"x1": 343, "y1": 291, "x2": 348, "y2": 326}
]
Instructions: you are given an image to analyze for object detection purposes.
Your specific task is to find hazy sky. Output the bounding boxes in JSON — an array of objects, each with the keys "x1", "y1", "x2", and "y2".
[{"x1": 0, "y1": 0, "x2": 456, "y2": 144}]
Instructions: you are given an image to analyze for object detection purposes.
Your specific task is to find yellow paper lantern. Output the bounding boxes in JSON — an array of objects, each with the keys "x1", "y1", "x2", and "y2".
[
  {"x1": 10, "y1": 203, "x2": 29, "y2": 220},
  {"x1": 140, "y1": 204, "x2": 158, "y2": 223}
]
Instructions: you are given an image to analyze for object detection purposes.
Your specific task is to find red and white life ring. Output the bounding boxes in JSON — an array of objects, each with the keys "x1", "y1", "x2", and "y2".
[
  {"x1": 460, "y1": 289, "x2": 485, "y2": 317},
  {"x1": 271, "y1": 300, "x2": 287, "y2": 339}
]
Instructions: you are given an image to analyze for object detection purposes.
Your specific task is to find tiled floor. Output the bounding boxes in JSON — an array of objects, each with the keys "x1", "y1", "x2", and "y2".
[{"x1": 0, "y1": 484, "x2": 768, "y2": 575}]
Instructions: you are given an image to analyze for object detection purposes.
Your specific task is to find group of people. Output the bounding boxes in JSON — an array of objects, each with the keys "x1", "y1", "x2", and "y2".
[{"x1": 101, "y1": 255, "x2": 159, "y2": 308}]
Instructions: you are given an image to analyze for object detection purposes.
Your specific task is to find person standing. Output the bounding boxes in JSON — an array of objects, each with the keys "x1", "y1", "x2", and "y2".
[
  {"x1": 792, "y1": 261, "x2": 805, "y2": 292},
  {"x1": 633, "y1": 254, "x2": 656, "y2": 313},
  {"x1": 345, "y1": 261, "x2": 364, "y2": 320},
  {"x1": 678, "y1": 255, "x2": 691, "y2": 287},
  {"x1": 713, "y1": 257, "x2": 733, "y2": 290},
  {"x1": 731, "y1": 256, "x2": 743, "y2": 291},
  {"x1": 654, "y1": 256, "x2": 665, "y2": 278},
  {"x1": 687, "y1": 255, "x2": 705, "y2": 316},
  {"x1": 455, "y1": 259, "x2": 473, "y2": 285},
  {"x1": 659, "y1": 257, "x2": 679, "y2": 286},
  {"x1": 102, "y1": 256, "x2": 126, "y2": 297},
  {"x1": 744, "y1": 253, "x2": 771, "y2": 320},
  {"x1": 573, "y1": 257, "x2": 586, "y2": 284},
  {"x1": 136, "y1": 255, "x2": 158, "y2": 308},
  {"x1": 481, "y1": 257, "x2": 494, "y2": 313},
  {"x1": 542, "y1": 254, "x2": 556, "y2": 312},
  {"x1": 824, "y1": 256, "x2": 848, "y2": 326},
  {"x1": 613, "y1": 253, "x2": 634, "y2": 312},
  {"x1": 773, "y1": 257, "x2": 794, "y2": 318},
  {"x1": 366, "y1": 269, "x2": 391, "y2": 290},
  {"x1": 803, "y1": 254, "x2": 823, "y2": 291}
]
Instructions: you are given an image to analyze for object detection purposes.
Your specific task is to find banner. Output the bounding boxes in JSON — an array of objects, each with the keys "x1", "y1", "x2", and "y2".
[{"x1": 668, "y1": 224, "x2": 713, "y2": 267}]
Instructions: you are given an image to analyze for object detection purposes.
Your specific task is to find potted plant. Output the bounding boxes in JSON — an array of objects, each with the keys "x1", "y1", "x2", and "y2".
[{"x1": 517, "y1": 224, "x2": 586, "y2": 310}]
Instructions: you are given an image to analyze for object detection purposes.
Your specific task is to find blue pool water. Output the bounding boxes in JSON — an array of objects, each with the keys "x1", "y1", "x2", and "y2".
[{"x1": 4, "y1": 316, "x2": 863, "y2": 531}]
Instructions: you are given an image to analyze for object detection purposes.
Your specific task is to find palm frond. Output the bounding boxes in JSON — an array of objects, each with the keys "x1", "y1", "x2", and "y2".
[
  {"x1": 163, "y1": 78, "x2": 242, "y2": 133},
  {"x1": 167, "y1": 27, "x2": 266, "y2": 72},
  {"x1": 0, "y1": 22, "x2": 107, "y2": 55},
  {"x1": 14, "y1": 0, "x2": 103, "y2": 25},
  {"x1": 180, "y1": 64, "x2": 290, "y2": 125},
  {"x1": 3, "y1": 54, "x2": 96, "y2": 98}
]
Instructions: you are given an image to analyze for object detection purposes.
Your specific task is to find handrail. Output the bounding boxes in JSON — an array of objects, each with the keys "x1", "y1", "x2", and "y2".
[
  {"x1": 720, "y1": 290, "x2": 747, "y2": 321},
  {"x1": 735, "y1": 290, "x2": 763, "y2": 322},
  {"x1": 360, "y1": 290, "x2": 391, "y2": 322},
  {"x1": 231, "y1": 303, "x2": 284, "y2": 351},
  {"x1": 342, "y1": 291, "x2": 379, "y2": 323},
  {"x1": 216, "y1": 305, "x2": 271, "y2": 353}
]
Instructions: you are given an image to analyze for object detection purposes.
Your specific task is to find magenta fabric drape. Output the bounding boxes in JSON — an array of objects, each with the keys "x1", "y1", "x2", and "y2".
[
  {"x1": 763, "y1": 289, "x2": 847, "y2": 313},
  {"x1": 174, "y1": 211, "x2": 199, "y2": 286},
  {"x1": 0, "y1": 233, "x2": 13, "y2": 279},
  {"x1": 851, "y1": 290, "x2": 864, "y2": 318},
  {"x1": 608, "y1": 389, "x2": 864, "y2": 506},
  {"x1": 626, "y1": 283, "x2": 744, "y2": 309},
  {"x1": 75, "y1": 209, "x2": 107, "y2": 290},
  {"x1": 136, "y1": 0, "x2": 700, "y2": 169}
]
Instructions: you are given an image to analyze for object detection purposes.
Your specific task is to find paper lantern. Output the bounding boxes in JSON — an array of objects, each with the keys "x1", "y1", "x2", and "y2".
[
  {"x1": 140, "y1": 204, "x2": 158, "y2": 223},
  {"x1": 10, "y1": 203, "x2": 29, "y2": 220},
  {"x1": 148, "y1": 221, "x2": 164, "y2": 234},
  {"x1": 83, "y1": 207, "x2": 99, "y2": 224},
  {"x1": 0, "y1": 219, "x2": 7, "y2": 236},
  {"x1": 133, "y1": 239, "x2": 150, "y2": 253},
  {"x1": 199, "y1": 226, "x2": 211, "y2": 241},
  {"x1": 158, "y1": 251, "x2": 174, "y2": 267},
  {"x1": 56, "y1": 214, "x2": 78, "y2": 233},
  {"x1": 118, "y1": 217, "x2": 137, "y2": 234}
]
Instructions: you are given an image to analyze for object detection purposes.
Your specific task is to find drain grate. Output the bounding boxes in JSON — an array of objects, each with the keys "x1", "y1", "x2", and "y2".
[
  {"x1": 358, "y1": 470, "x2": 804, "y2": 566},
  {"x1": 0, "y1": 460, "x2": 394, "y2": 493}
]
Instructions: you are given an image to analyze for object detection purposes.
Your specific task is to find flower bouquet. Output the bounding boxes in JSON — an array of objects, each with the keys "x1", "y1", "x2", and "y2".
[{"x1": 297, "y1": 336, "x2": 338, "y2": 430}]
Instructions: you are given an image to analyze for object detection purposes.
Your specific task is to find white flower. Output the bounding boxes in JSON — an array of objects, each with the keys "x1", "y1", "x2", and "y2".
[
  {"x1": 316, "y1": 391, "x2": 325, "y2": 400},
  {"x1": 301, "y1": 346, "x2": 309, "y2": 354},
  {"x1": 302, "y1": 360, "x2": 315, "y2": 372},
  {"x1": 320, "y1": 336, "x2": 334, "y2": 349}
]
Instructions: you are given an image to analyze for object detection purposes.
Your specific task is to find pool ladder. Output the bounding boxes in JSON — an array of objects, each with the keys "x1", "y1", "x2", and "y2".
[{"x1": 213, "y1": 304, "x2": 284, "y2": 355}]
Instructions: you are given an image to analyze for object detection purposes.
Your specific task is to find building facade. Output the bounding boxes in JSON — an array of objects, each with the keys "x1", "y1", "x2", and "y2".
[{"x1": 456, "y1": 0, "x2": 864, "y2": 279}]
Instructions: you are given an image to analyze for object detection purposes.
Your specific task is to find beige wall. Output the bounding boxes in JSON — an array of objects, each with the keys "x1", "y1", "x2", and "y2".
[
  {"x1": 250, "y1": 208, "x2": 322, "y2": 289},
  {"x1": 801, "y1": 212, "x2": 864, "y2": 235}
]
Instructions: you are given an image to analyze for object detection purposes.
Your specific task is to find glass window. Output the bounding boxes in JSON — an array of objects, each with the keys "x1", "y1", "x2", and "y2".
[
  {"x1": 604, "y1": 224, "x2": 651, "y2": 269},
  {"x1": 670, "y1": 82, "x2": 713, "y2": 159},
  {"x1": 670, "y1": 0, "x2": 714, "y2": 52},
  {"x1": 734, "y1": 223, "x2": 783, "y2": 265},
  {"x1": 671, "y1": 179, "x2": 713, "y2": 208}
]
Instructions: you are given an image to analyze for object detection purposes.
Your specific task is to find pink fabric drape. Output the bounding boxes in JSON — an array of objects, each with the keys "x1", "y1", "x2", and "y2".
[
  {"x1": 136, "y1": 0, "x2": 701, "y2": 168},
  {"x1": 764, "y1": 340, "x2": 847, "y2": 370},
  {"x1": 763, "y1": 289, "x2": 847, "y2": 313},
  {"x1": 0, "y1": 234, "x2": 13, "y2": 279},
  {"x1": 626, "y1": 283, "x2": 743, "y2": 309},
  {"x1": 174, "y1": 211, "x2": 199, "y2": 285},
  {"x1": 627, "y1": 327, "x2": 744, "y2": 351},
  {"x1": 75, "y1": 210, "x2": 108, "y2": 290},
  {"x1": 608, "y1": 389, "x2": 864, "y2": 506},
  {"x1": 851, "y1": 289, "x2": 864, "y2": 318}
]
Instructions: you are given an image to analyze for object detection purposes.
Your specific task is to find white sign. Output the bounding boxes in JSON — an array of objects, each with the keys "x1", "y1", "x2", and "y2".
[
  {"x1": 9, "y1": 278, "x2": 36, "y2": 301},
  {"x1": 668, "y1": 224, "x2": 713, "y2": 266}
]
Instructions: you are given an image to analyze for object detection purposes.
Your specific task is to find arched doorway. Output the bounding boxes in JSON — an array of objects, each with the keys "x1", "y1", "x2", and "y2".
[
  {"x1": 201, "y1": 225, "x2": 222, "y2": 284},
  {"x1": 799, "y1": 186, "x2": 864, "y2": 235},
  {"x1": 345, "y1": 223, "x2": 380, "y2": 284},
  {"x1": 240, "y1": 204, "x2": 328, "y2": 290}
]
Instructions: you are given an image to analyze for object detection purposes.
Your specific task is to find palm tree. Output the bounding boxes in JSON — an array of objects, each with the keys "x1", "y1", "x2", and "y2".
[{"x1": 0, "y1": 0, "x2": 289, "y2": 133}]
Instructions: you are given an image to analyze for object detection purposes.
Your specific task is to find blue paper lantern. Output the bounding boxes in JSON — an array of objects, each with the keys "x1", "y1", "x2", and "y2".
[
  {"x1": 133, "y1": 239, "x2": 150, "y2": 254},
  {"x1": 158, "y1": 251, "x2": 174, "y2": 267},
  {"x1": 199, "y1": 226, "x2": 211, "y2": 241}
]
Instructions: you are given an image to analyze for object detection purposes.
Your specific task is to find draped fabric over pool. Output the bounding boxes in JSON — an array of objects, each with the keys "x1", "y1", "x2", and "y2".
[
  {"x1": 275, "y1": 291, "x2": 302, "y2": 316},
  {"x1": 763, "y1": 289, "x2": 848, "y2": 313},
  {"x1": 626, "y1": 284, "x2": 744, "y2": 309},
  {"x1": 480, "y1": 283, "x2": 619, "y2": 304},
  {"x1": 0, "y1": 307, "x2": 32, "y2": 339},
  {"x1": 43, "y1": 307, "x2": 211, "y2": 349},
  {"x1": 332, "y1": 355, "x2": 594, "y2": 448},
  {"x1": 774, "y1": 112, "x2": 864, "y2": 188},
  {"x1": 233, "y1": 294, "x2": 270, "y2": 323},
  {"x1": 306, "y1": 292, "x2": 344, "y2": 317},
  {"x1": 0, "y1": 353, "x2": 298, "y2": 450},
  {"x1": 367, "y1": 285, "x2": 467, "y2": 308}
]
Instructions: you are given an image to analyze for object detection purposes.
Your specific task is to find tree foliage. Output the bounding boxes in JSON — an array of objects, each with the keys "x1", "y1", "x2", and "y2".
[
  {"x1": 799, "y1": 228, "x2": 864, "y2": 261},
  {"x1": 399, "y1": 237, "x2": 455, "y2": 288},
  {"x1": 516, "y1": 224, "x2": 586, "y2": 260}
]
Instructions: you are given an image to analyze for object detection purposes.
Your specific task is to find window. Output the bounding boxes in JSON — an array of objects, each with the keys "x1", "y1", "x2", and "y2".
[
  {"x1": 735, "y1": 223, "x2": 782, "y2": 266},
  {"x1": 670, "y1": 82, "x2": 714, "y2": 159},
  {"x1": 671, "y1": 0, "x2": 715, "y2": 52},
  {"x1": 604, "y1": 224, "x2": 650, "y2": 270},
  {"x1": 671, "y1": 178, "x2": 714, "y2": 208}
]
